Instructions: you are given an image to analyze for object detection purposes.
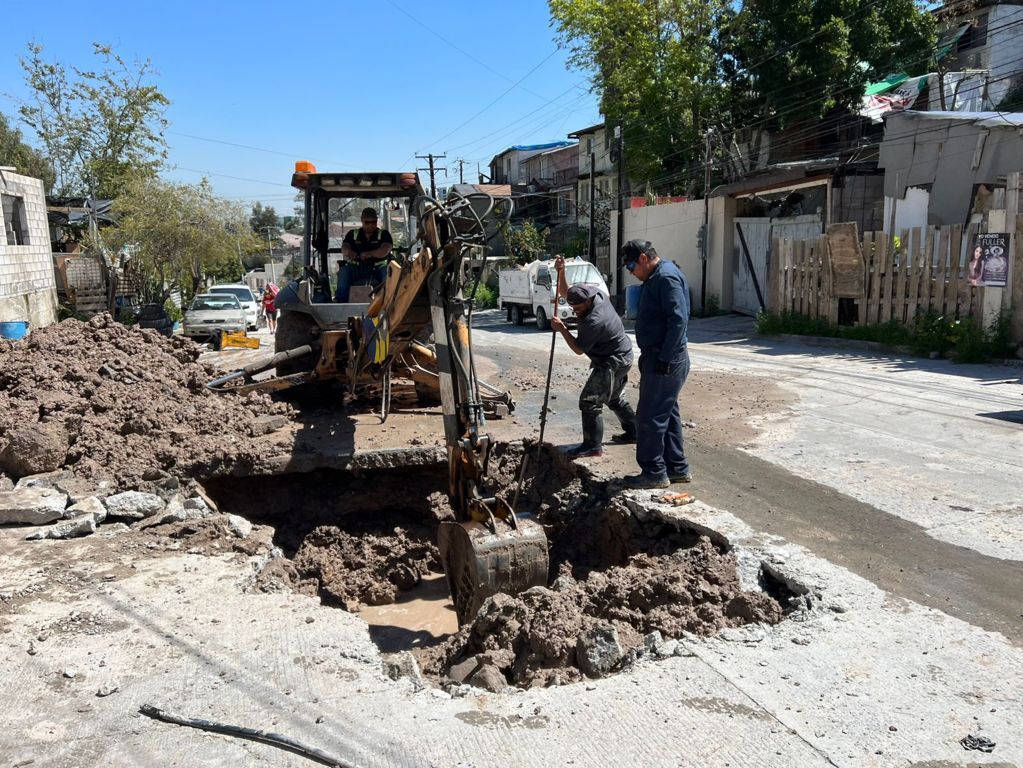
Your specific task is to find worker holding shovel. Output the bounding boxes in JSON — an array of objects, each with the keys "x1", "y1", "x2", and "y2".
[{"x1": 550, "y1": 255, "x2": 637, "y2": 458}]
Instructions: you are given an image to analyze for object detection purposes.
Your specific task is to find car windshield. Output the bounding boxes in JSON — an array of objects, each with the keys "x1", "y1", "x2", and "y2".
[
  {"x1": 565, "y1": 263, "x2": 601, "y2": 285},
  {"x1": 209, "y1": 286, "x2": 254, "y2": 302},
  {"x1": 190, "y1": 296, "x2": 241, "y2": 311}
]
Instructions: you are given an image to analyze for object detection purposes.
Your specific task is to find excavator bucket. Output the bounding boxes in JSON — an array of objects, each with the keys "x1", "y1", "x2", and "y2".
[{"x1": 438, "y1": 517, "x2": 549, "y2": 626}]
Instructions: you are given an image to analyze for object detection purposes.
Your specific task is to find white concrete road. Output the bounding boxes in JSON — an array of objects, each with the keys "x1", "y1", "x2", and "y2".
[{"x1": 473, "y1": 310, "x2": 1023, "y2": 563}]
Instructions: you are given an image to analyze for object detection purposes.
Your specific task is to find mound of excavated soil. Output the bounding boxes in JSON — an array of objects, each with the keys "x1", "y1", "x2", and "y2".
[
  {"x1": 420, "y1": 537, "x2": 782, "y2": 688},
  {"x1": 288, "y1": 526, "x2": 441, "y2": 608},
  {"x1": 0, "y1": 315, "x2": 291, "y2": 489}
]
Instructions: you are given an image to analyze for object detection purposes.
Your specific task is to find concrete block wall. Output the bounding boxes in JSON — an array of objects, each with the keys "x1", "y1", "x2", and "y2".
[{"x1": 0, "y1": 170, "x2": 58, "y2": 329}]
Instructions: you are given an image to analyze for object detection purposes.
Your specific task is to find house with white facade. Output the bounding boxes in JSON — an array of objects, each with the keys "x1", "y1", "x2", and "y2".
[{"x1": 0, "y1": 168, "x2": 58, "y2": 329}]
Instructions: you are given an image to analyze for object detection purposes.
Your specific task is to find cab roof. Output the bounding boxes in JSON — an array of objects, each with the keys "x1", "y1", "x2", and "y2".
[{"x1": 292, "y1": 171, "x2": 425, "y2": 198}]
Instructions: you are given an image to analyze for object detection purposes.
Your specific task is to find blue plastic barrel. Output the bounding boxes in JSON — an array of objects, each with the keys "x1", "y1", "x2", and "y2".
[
  {"x1": 0, "y1": 321, "x2": 29, "y2": 340},
  {"x1": 625, "y1": 285, "x2": 643, "y2": 320}
]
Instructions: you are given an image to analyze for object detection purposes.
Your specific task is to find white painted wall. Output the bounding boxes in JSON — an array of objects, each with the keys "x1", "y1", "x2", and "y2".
[
  {"x1": 610, "y1": 197, "x2": 736, "y2": 310},
  {"x1": 0, "y1": 170, "x2": 57, "y2": 329},
  {"x1": 883, "y1": 186, "x2": 930, "y2": 234}
]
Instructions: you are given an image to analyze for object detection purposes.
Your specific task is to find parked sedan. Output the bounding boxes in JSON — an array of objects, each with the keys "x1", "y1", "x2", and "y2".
[
  {"x1": 208, "y1": 284, "x2": 260, "y2": 330},
  {"x1": 183, "y1": 294, "x2": 246, "y2": 344}
]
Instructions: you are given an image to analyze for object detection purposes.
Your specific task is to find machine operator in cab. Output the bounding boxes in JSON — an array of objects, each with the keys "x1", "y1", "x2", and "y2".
[{"x1": 336, "y1": 207, "x2": 393, "y2": 302}]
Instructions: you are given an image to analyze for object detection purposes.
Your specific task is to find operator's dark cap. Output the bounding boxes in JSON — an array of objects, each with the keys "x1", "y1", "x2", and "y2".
[
  {"x1": 566, "y1": 283, "x2": 598, "y2": 304},
  {"x1": 361, "y1": 207, "x2": 378, "y2": 220},
  {"x1": 621, "y1": 239, "x2": 651, "y2": 265}
]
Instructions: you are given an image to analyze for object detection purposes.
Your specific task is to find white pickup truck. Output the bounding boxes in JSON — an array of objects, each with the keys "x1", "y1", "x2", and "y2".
[{"x1": 498, "y1": 257, "x2": 609, "y2": 330}]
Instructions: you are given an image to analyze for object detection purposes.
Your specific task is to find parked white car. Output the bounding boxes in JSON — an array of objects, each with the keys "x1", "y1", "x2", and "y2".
[
  {"x1": 183, "y1": 294, "x2": 246, "y2": 342},
  {"x1": 498, "y1": 257, "x2": 609, "y2": 330},
  {"x1": 208, "y1": 284, "x2": 259, "y2": 330}
]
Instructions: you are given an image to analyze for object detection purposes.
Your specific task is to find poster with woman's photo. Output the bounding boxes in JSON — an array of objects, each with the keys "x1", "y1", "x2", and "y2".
[{"x1": 969, "y1": 233, "x2": 1009, "y2": 287}]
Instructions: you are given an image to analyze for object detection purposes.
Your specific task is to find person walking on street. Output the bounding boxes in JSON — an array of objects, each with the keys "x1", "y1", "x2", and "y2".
[
  {"x1": 620, "y1": 239, "x2": 692, "y2": 489},
  {"x1": 550, "y1": 255, "x2": 637, "y2": 458},
  {"x1": 262, "y1": 284, "x2": 278, "y2": 335}
]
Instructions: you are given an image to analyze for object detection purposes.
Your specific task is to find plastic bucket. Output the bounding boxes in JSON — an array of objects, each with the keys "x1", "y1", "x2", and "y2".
[
  {"x1": 0, "y1": 321, "x2": 30, "y2": 340},
  {"x1": 625, "y1": 285, "x2": 643, "y2": 320}
]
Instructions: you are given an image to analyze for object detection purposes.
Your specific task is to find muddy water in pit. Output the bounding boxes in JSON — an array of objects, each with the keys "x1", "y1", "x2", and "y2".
[{"x1": 203, "y1": 444, "x2": 790, "y2": 690}]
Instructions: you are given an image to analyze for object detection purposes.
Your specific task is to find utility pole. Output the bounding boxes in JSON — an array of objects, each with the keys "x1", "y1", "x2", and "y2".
[
  {"x1": 587, "y1": 150, "x2": 596, "y2": 262},
  {"x1": 614, "y1": 123, "x2": 625, "y2": 302},
  {"x1": 260, "y1": 226, "x2": 278, "y2": 284},
  {"x1": 700, "y1": 129, "x2": 713, "y2": 316},
  {"x1": 457, "y1": 158, "x2": 466, "y2": 184},
  {"x1": 416, "y1": 153, "x2": 446, "y2": 198}
]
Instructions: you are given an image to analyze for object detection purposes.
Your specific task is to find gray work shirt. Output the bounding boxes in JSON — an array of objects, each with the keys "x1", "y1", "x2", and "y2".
[{"x1": 575, "y1": 292, "x2": 633, "y2": 368}]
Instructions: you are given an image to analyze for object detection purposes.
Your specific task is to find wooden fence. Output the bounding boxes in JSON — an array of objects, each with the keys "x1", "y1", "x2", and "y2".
[{"x1": 770, "y1": 225, "x2": 986, "y2": 326}]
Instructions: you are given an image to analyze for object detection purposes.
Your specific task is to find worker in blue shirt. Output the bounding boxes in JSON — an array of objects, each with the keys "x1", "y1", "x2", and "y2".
[{"x1": 620, "y1": 239, "x2": 692, "y2": 489}]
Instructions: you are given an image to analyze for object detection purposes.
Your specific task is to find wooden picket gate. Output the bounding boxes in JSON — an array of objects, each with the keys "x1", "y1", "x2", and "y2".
[{"x1": 770, "y1": 225, "x2": 986, "y2": 325}]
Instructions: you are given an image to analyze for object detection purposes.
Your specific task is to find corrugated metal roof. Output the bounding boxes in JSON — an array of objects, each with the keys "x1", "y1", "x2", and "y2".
[{"x1": 895, "y1": 110, "x2": 1023, "y2": 127}]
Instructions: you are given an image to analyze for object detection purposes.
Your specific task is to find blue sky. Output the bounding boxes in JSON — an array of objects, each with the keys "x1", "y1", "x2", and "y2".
[{"x1": 1, "y1": 0, "x2": 600, "y2": 211}]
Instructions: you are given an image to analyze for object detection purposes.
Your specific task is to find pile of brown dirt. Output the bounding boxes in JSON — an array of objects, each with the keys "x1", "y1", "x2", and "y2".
[
  {"x1": 420, "y1": 538, "x2": 782, "y2": 688},
  {"x1": 0, "y1": 315, "x2": 291, "y2": 489},
  {"x1": 289, "y1": 525, "x2": 441, "y2": 608},
  {"x1": 414, "y1": 447, "x2": 785, "y2": 688}
]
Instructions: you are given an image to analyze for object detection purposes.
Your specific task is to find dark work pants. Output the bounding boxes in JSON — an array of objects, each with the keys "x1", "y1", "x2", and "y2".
[
  {"x1": 578, "y1": 362, "x2": 636, "y2": 449},
  {"x1": 336, "y1": 261, "x2": 385, "y2": 302},
  {"x1": 635, "y1": 350, "x2": 690, "y2": 479}
]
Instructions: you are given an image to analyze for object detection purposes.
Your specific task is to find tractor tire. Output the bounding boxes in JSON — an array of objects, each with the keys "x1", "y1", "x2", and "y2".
[
  {"x1": 535, "y1": 306, "x2": 550, "y2": 331},
  {"x1": 274, "y1": 311, "x2": 317, "y2": 376}
]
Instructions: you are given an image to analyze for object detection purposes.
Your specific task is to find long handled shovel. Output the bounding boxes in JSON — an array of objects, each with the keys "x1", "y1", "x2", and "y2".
[{"x1": 511, "y1": 274, "x2": 562, "y2": 512}]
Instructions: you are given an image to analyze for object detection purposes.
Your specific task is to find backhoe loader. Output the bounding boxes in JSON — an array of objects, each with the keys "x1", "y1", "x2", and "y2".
[{"x1": 209, "y1": 162, "x2": 547, "y2": 624}]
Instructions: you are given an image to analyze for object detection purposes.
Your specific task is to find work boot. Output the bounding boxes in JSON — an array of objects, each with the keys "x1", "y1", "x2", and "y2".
[
  {"x1": 581, "y1": 411, "x2": 604, "y2": 449},
  {"x1": 566, "y1": 444, "x2": 603, "y2": 458},
  {"x1": 623, "y1": 473, "x2": 670, "y2": 489},
  {"x1": 668, "y1": 472, "x2": 693, "y2": 483},
  {"x1": 610, "y1": 431, "x2": 637, "y2": 445}
]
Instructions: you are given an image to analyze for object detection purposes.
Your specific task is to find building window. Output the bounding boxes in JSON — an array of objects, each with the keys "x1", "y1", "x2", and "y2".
[
  {"x1": 957, "y1": 13, "x2": 988, "y2": 51},
  {"x1": 558, "y1": 195, "x2": 569, "y2": 217},
  {"x1": 2, "y1": 194, "x2": 29, "y2": 246}
]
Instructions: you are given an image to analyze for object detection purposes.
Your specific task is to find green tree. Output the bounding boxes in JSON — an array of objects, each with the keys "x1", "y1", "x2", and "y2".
[
  {"x1": 504, "y1": 221, "x2": 550, "y2": 265},
  {"x1": 249, "y1": 201, "x2": 280, "y2": 235},
  {"x1": 18, "y1": 42, "x2": 169, "y2": 199},
  {"x1": 107, "y1": 177, "x2": 250, "y2": 303},
  {"x1": 550, "y1": 0, "x2": 727, "y2": 192},
  {"x1": 0, "y1": 113, "x2": 55, "y2": 190},
  {"x1": 720, "y1": 0, "x2": 936, "y2": 127}
]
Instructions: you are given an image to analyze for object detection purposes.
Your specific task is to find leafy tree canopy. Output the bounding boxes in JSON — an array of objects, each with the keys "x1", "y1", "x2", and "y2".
[
  {"x1": 504, "y1": 220, "x2": 550, "y2": 265},
  {"x1": 720, "y1": 0, "x2": 936, "y2": 127},
  {"x1": 106, "y1": 177, "x2": 253, "y2": 304},
  {"x1": 18, "y1": 42, "x2": 169, "y2": 199},
  {"x1": 0, "y1": 112, "x2": 55, "y2": 190}
]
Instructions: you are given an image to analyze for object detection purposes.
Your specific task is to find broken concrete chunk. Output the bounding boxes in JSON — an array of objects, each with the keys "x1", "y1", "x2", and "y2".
[
  {"x1": 448, "y1": 657, "x2": 481, "y2": 684},
  {"x1": 576, "y1": 624, "x2": 624, "y2": 678},
  {"x1": 383, "y1": 651, "x2": 425, "y2": 689},
  {"x1": 67, "y1": 496, "x2": 107, "y2": 524},
  {"x1": 0, "y1": 423, "x2": 69, "y2": 477},
  {"x1": 0, "y1": 475, "x2": 12, "y2": 492},
  {"x1": 103, "y1": 491, "x2": 165, "y2": 520},
  {"x1": 249, "y1": 414, "x2": 288, "y2": 437},
  {"x1": 15, "y1": 469, "x2": 73, "y2": 492},
  {"x1": 227, "y1": 514, "x2": 253, "y2": 539},
  {"x1": 183, "y1": 496, "x2": 213, "y2": 514},
  {"x1": 468, "y1": 664, "x2": 508, "y2": 693},
  {"x1": 26, "y1": 513, "x2": 99, "y2": 540},
  {"x1": 96, "y1": 683, "x2": 119, "y2": 697},
  {"x1": 0, "y1": 487, "x2": 69, "y2": 525},
  {"x1": 643, "y1": 631, "x2": 663, "y2": 651}
]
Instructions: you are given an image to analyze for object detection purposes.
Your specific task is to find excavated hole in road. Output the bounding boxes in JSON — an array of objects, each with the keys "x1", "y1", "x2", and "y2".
[{"x1": 202, "y1": 443, "x2": 795, "y2": 690}]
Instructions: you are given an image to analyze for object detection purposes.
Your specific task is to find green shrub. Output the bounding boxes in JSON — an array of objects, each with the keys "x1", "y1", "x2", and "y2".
[
  {"x1": 471, "y1": 283, "x2": 498, "y2": 310},
  {"x1": 164, "y1": 299, "x2": 183, "y2": 323},
  {"x1": 119, "y1": 307, "x2": 138, "y2": 326}
]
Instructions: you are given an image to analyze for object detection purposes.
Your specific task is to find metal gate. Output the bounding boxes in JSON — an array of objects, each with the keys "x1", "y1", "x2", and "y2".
[
  {"x1": 732, "y1": 218, "x2": 771, "y2": 316},
  {"x1": 732, "y1": 215, "x2": 822, "y2": 316}
]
